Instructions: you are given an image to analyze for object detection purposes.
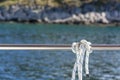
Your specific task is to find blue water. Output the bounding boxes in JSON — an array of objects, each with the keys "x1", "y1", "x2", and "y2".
[{"x1": 0, "y1": 23, "x2": 120, "y2": 80}]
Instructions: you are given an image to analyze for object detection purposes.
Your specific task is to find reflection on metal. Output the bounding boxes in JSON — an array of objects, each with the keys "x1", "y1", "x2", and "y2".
[{"x1": 0, "y1": 44, "x2": 120, "y2": 50}]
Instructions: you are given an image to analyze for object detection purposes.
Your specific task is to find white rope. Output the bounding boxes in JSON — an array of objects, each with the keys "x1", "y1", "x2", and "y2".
[{"x1": 71, "y1": 40, "x2": 92, "y2": 80}]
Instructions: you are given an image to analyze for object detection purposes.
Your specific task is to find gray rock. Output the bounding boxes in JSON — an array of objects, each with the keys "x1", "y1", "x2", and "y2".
[
  {"x1": 28, "y1": 11, "x2": 41, "y2": 20},
  {"x1": 0, "y1": 11, "x2": 5, "y2": 20},
  {"x1": 13, "y1": 9, "x2": 28, "y2": 21},
  {"x1": 101, "y1": 12, "x2": 109, "y2": 23},
  {"x1": 72, "y1": 14, "x2": 81, "y2": 21}
]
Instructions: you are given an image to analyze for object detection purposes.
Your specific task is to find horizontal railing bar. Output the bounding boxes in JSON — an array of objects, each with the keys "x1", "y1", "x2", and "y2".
[
  {"x1": 0, "y1": 44, "x2": 120, "y2": 50},
  {"x1": 0, "y1": 44, "x2": 71, "y2": 47}
]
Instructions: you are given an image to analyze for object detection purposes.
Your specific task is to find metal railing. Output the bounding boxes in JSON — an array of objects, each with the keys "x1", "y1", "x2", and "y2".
[{"x1": 0, "y1": 44, "x2": 120, "y2": 50}]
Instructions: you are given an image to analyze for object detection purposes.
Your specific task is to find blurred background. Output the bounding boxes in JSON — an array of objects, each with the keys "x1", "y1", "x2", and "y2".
[{"x1": 0, "y1": 0, "x2": 120, "y2": 80}]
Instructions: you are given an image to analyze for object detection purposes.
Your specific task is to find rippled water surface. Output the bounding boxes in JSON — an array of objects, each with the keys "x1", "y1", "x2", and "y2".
[{"x1": 0, "y1": 23, "x2": 120, "y2": 80}]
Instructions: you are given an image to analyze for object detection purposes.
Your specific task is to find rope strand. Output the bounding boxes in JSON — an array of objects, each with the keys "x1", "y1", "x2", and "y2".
[{"x1": 71, "y1": 40, "x2": 92, "y2": 80}]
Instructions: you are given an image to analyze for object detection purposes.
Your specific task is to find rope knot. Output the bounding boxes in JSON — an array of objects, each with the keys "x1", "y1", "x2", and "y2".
[{"x1": 71, "y1": 39, "x2": 92, "y2": 80}]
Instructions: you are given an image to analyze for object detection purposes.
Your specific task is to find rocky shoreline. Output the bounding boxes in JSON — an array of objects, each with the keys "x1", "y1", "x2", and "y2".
[{"x1": 0, "y1": 2, "x2": 120, "y2": 25}]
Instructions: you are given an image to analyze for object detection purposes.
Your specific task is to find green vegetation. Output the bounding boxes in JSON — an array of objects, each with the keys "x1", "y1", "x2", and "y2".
[
  {"x1": 0, "y1": 0, "x2": 120, "y2": 7},
  {"x1": 0, "y1": 0, "x2": 81, "y2": 7}
]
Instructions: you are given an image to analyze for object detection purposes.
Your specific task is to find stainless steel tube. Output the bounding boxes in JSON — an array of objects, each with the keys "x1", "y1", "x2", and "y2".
[{"x1": 0, "y1": 44, "x2": 120, "y2": 50}]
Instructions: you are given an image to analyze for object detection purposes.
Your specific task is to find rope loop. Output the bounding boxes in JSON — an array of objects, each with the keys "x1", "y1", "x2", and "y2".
[{"x1": 71, "y1": 39, "x2": 92, "y2": 80}]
